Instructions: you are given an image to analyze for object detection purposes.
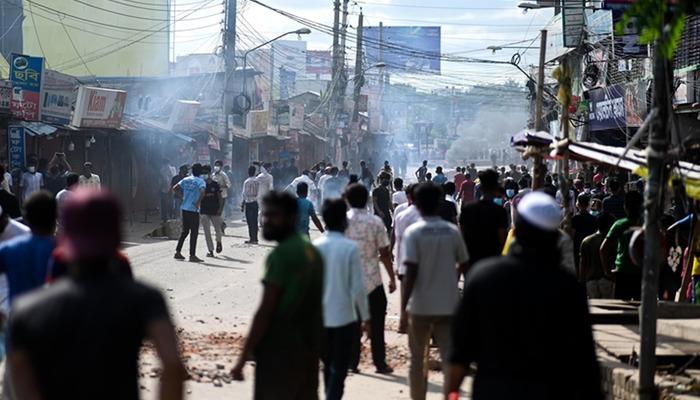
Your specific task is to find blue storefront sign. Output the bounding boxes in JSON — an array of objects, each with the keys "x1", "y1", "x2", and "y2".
[
  {"x1": 10, "y1": 54, "x2": 44, "y2": 121},
  {"x1": 588, "y1": 84, "x2": 626, "y2": 131},
  {"x1": 7, "y1": 125, "x2": 25, "y2": 170}
]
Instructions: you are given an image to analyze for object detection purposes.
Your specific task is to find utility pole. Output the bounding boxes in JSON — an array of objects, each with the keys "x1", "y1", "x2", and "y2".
[
  {"x1": 378, "y1": 21, "x2": 385, "y2": 132},
  {"x1": 639, "y1": 39, "x2": 671, "y2": 400},
  {"x1": 331, "y1": 0, "x2": 341, "y2": 92},
  {"x1": 532, "y1": 29, "x2": 547, "y2": 190},
  {"x1": 223, "y1": 0, "x2": 237, "y2": 165},
  {"x1": 352, "y1": 11, "x2": 364, "y2": 123}
]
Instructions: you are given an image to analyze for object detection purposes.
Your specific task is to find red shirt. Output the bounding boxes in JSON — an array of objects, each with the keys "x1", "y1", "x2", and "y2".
[
  {"x1": 454, "y1": 173, "x2": 466, "y2": 193},
  {"x1": 459, "y1": 179, "x2": 475, "y2": 202}
]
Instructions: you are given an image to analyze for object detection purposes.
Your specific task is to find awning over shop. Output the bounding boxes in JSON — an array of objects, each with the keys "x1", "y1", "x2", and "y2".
[
  {"x1": 566, "y1": 141, "x2": 700, "y2": 199},
  {"x1": 16, "y1": 121, "x2": 58, "y2": 137}
]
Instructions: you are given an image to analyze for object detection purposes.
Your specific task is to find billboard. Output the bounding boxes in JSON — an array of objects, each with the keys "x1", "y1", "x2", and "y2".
[
  {"x1": 41, "y1": 70, "x2": 78, "y2": 125},
  {"x1": 167, "y1": 100, "x2": 200, "y2": 131},
  {"x1": 10, "y1": 54, "x2": 44, "y2": 121},
  {"x1": 363, "y1": 26, "x2": 441, "y2": 73},
  {"x1": 587, "y1": 83, "x2": 647, "y2": 131},
  {"x1": 306, "y1": 50, "x2": 332, "y2": 75},
  {"x1": 71, "y1": 86, "x2": 127, "y2": 129}
]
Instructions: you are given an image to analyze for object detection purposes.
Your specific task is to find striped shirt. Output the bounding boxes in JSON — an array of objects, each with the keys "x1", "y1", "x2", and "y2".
[{"x1": 242, "y1": 177, "x2": 259, "y2": 203}]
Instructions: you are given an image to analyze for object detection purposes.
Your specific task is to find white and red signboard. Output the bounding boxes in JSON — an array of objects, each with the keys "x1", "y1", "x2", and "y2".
[{"x1": 71, "y1": 86, "x2": 127, "y2": 129}]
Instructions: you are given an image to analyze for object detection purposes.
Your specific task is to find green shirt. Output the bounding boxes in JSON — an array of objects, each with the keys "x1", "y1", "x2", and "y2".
[
  {"x1": 606, "y1": 217, "x2": 638, "y2": 274},
  {"x1": 257, "y1": 233, "x2": 324, "y2": 356}
]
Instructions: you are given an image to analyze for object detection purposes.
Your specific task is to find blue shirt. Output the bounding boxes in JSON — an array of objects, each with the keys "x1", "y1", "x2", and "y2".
[
  {"x1": 432, "y1": 173, "x2": 448, "y2": 185},
  {"x1": 296, "y1": 197, "x2": 316, "y2": 235},
  {"x1": 178, "y1": 176, "x2": 206, "y2": 212},
  {"x1": 0, "y1": 235, "x2": 55, "y2": 304}
]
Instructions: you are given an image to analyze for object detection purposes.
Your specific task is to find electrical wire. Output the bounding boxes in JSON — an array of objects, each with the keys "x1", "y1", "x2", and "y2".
[
  {"x1": 27, "y1": 0, "x2": 51, "y2": 68},
  {"x1": 73, "y1": 0, "x2": 224, "y2": 22},
  {"x1": 354, "y1": 1, "x2": 514, "y2": 10}
]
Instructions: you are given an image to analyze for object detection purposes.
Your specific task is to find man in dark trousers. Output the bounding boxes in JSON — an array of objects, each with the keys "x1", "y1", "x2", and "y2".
[
  {"x1": 241, "y1": 165, "x2": 260, "y2": 244},
  {"x1": 446, "y1": 192, "x2": 602, "y2": 400},
  {"x1": 232, "y1": 191, "x2": 324, "y2": 399},
  {"x1": 173, "y1": 163, "x2": 206, "y2": 262}
]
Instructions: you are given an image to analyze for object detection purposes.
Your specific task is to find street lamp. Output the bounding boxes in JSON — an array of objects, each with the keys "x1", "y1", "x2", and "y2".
[
  {"x1": 518, "y1": 1, "x2": 598, "y2": 13},
  {"x1": 238, "y1": 28, "x2": 312, "y2": 113},
  {"x1": 486, "y1": 45, "x2": 536, "y2": 54}
]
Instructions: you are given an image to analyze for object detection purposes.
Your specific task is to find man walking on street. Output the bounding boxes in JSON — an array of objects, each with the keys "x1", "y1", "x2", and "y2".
[
  {"x1": 173, "y1": 163, "x2": 206, "y2": 262},
  {"x1": 445, "y1": 192, "x2": 601, "y2": 400},
  {"x1": 373, "y1": 172, "x2": 394, "y2": 234},
  {"x1": 459, "y1": 169, "x2": 508, "y2": 275},
  {"x1": 256, "y1": 163, "x2": 274, "y2": 227},
  {"x1": 159, "y1": 158, "x2": 177, "y2": 222},
  {"x1": 345, "y1": 183, "x2": 397, "y2": 374},
  {"x1": 78, "y1": 161, "x2": 101, "y2": 190},
  {"x1": 296, "y1": 182, "x2": 324, "y2": 237},
  {"x1": 200, "y1": 166, "x2": 224, "y2": 257},
  {"x1": 242, "y1": 166, "x2": 260, "y2": 244},
  {"x1": 314, "y1": 199, "x2": 370, "y2": 400},
  {"x1": 19, "y1": 159, "x2": 44, "y2": 203},
  {"x1": 415, "y1": 160, "x2": 428, "y2": 183},
  {"x1": 401, "y1": 183, "x2": 469, "y2": 400},
  {"x1": 232, "y1": 191, "x2": 324, "y2": 400},
  {"x1": 212, "y1": 160, "x2": 231, "y2": 233},
  {"x1": 7, "y1": 190, "x2": 186, "y2": 400}
]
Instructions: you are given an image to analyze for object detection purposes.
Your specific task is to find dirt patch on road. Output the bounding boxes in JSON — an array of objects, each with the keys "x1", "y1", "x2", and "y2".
[{"x1": 141, "y1": 326, "x2": 422, "y2": 388}]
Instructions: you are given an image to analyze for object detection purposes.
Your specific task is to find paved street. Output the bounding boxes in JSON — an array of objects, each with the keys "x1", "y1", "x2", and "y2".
[{"x1": 125, "y1": 217, "x2": 469, "y2": 399}]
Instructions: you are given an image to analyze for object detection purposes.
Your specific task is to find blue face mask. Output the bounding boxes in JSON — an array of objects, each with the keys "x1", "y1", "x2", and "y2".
[
  {"x1": 506, "y1": 189, "x2": 515, "y2": 199},
  {"x1": 493, "y1": 198, "x2": 504, "y2": 206},
  {"x1": 590, "y1": 210, "x2": 600, "y2": 217}
]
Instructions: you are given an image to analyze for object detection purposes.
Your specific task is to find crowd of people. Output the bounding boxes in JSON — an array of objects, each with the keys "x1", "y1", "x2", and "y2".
[{"x1": 0, "y1": 151, "x2": 691, "y2": 400}]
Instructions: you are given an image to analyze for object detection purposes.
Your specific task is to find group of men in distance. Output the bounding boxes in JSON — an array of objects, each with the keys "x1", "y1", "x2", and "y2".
[{"x1": 231, "y1": 160, "x2": 602, "y2": 400}]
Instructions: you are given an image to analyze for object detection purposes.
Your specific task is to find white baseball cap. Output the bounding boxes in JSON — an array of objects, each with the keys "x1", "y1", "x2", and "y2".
[{"x1": 517, "y1": 192, "x2": 561, "y2": 232}]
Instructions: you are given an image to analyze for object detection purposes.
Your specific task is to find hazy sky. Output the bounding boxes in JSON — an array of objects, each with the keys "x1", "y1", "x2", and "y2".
[{"x1": 173, "y1": 0, "x2": 554, "y2": 89}]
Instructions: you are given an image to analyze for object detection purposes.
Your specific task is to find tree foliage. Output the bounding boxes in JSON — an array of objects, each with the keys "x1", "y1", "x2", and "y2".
[{"x1": 616, "y1": 0, "x2": 700, "y2": 59}]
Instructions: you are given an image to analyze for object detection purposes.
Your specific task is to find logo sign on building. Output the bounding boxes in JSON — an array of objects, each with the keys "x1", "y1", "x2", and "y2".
[
  {"x1": 71, "y1": 86, "x2": 127, "y2": 129},
  {"x1": 0, "y1": 80, "x2": 11, "y2": 112},
  {"x1": 7, "y1": 125, "x2": 25, "y2": 170},
  {"x1": 363, "y1": 26, "x2": 441, "y2": 73},
  {"x1": 306, "y1": 50, "x2": 332, "y2": 75},
  {"x1": 41, "y1": 70, "x2": 78, "y2": 125},
  {"x1": 562, "y1": 0, "x2": 585, "y2": 47},
  {"x1": 10, "y1": 54, "x2": 44, "y2": 121}
]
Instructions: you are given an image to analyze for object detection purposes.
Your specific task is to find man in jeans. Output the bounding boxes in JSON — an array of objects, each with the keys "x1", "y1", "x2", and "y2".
[
  {"x1": 313, "y1": 199, "x2": 369, "y2": 400},
  {"x1": 173, "y1": 163, "x2": 206, "y2": 262},
  {"x1": 345, "y1": 183, "x2": 397, "y2": 374},
  {"x1": 402, "y1": 183, "x2": 469, "y2": 400},
  {"x1": 200, "y1": 165, "x2": 224, "y2": 257},
  {"x1": 241, "y1": 165, "x2": 260, "y2": 244}
]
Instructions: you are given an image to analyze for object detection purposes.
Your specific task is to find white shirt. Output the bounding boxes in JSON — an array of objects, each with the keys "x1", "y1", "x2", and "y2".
[
  {"x1": 255, "y1": 168, "x2": 273, "y2": 198},
  {"x1": 345, "y1": 208, "x2": 391, "y2": 293},
  {"x1": 393, "y1": 205, "x2": 421, "y2": 275},
  {"x1": 392, "y1": 191, "x2": 407, "y2": 206},
  {"x1": 0, "y1": 219, "x2": 30, "y2": 315},
  {"x1": 286, "y1": 175, "x2": 317, "y2": 193},
  {"x1": 2, "y1": 172, "x2": 12, "y2": 194},
  {"x1": 313, "y1": 231, "x2": 370, "y2": 328},
  {"x1": 56, "y1": 188, "x2": 73, "y2": 231},
  {"x1": 78, "y1": 174, "x2": 101, "y2": 190},
  {"x1": 403, "y1": 217, "x2": 469, "y2": 316},
  {"x1": 318, "y1": 174, "x2": 331, "y2": 199},
  {"x1": 20, "y1": 172, "x2": 43, "y2": 201},
  {"x1": 213, "y1": 170, "x2": 231, "y2": 199},
  {"x1": 242, "y1": 177, "x2": 259, "y2": 203}
]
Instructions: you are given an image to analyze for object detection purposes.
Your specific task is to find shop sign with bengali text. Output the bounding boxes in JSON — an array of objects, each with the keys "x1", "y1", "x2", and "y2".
[
  {"x1": 10, "y1": 54, "x2": 44, "y2": 121},
  {"x1": 0, "y1": 80, "x2": 11, "y2": 112},
  {"x1": 7, "y1": 125, "x2": 25, "y2": 170}
]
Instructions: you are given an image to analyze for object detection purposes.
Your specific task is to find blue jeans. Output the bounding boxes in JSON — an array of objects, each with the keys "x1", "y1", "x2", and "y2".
[{"x1": 323, "y1": 322, "x2": 354, "y2": 400}]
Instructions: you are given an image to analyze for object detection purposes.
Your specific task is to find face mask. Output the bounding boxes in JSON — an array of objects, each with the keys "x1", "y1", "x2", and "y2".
[
  {"x1": 506, "y1": 189, "x2": 515, "y2": 199},
  {"x1": 214, "y1": 166, "x2": 221, "y2": 173},
  {"x1": 28, "y1": 167, "x2": 36, "y2": 173},
  {"x1": 591, "y1": 210, "x2": 600, "y2": 217},
  {"x1": 202, "y1": 174, "x2": 209, "y2": 180},
  {"x1": 493, "y1": 198, "x2": 504, "y2": 206}
]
